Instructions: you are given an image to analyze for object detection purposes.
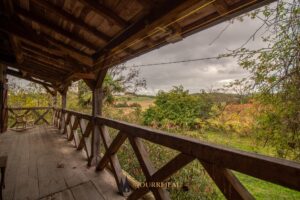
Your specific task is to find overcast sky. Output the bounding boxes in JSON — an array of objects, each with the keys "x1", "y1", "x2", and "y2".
[{"x1": 125, "y1": 12, "x2": 268, "y2": 95}]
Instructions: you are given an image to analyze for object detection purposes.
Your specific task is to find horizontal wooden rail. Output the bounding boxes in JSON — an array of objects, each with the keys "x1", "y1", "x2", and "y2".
[
  {"x1": 8, "y1": 107, "x2": 51, "y2": 110},
  {"x1": 53, "y1": 108, "x2": 300, "y2": 200},
  {"x1": 8, "y1": 107, "x2": 53, "y2": 128}
]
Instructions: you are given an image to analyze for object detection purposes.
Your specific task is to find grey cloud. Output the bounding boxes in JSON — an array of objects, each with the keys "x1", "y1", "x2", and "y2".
[{"x1": 125, "y1": 14, "x2": 268, "y2": 95}]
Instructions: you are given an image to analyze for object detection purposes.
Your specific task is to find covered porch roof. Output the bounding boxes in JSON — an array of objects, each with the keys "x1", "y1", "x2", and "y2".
[{"x1": 0, "y1": 0, "x2": 275, "y2": 91}]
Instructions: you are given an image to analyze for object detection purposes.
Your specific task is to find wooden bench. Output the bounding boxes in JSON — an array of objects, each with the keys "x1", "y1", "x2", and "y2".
[{"x1": 0, "y1": 156, "x2": 7, "y2": 200}]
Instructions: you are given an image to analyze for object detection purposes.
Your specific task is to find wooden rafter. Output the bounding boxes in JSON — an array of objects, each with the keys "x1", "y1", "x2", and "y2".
[
  {"x1": 23, "y1": 54, "x2": 71, "y2": 73},
  {"x1": 67, "y1": 72, "x2": 96, "y2": 80},
  {"x1": 16, "y1": 7, "x2": 98, "y2": 51},
  {"x1": 30, "y1": 0, "x2": 111, "y2": 42},
  {"x1": 19, "y1": 62, "x2": 64, "y2": 83},
  {"x1": 22, "y1": 49, "x2": 83, "y2": 73},
  {"x1": 41, "y1": 33, "x2": 94, "y2": 66},
  {"x1": 21, "y1": 42, "x2": 90, "y2": 72},
  {"x1": 6, "y1": 68, "x2": 53, "y2": 88},
  {"x1": 183, "y1": 0, "x2": 276, "y2": 36},
  {"x1": 77, "y1": 0, "x2": 128, "y2": 27},
  {"x1": 0, "y1": 17, "x2": 94, "y2": 67},
  {"x1": 214, "y1": 0, "x2": 229, "y2": 14},
  {"x1": 42, "y1": 85, "x2": 57, "y2": 96},
  {"x1": 93, "y1": 0, "x2": 185, "y2": 60},
  {"x1": 3, "y1": 0, "x2": 24, "y2": 64},
  {"x1": 20, "y1": 41, "x2": 63, "y2": 57},
  {"x1": 22, "y1": 46, "x2": 63, "y2": 62},
  {"x1": 62, "y1": 72, "x2": 96, "y2": 87},
  {"x1": 136, "y1": 0, "x2": 153, "y2": 11}
]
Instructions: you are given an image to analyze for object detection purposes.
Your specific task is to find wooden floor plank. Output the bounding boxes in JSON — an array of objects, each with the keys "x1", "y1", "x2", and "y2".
[
  {"x1": 37, "y1": 126, "x2": 67, "y2": 197},
  {"x1": 40, "y1": 189, "x2": 75, "y2": 200},
  {"x1": 0, "y1": 130, "x2": 17, "y2": 200},
  {"x1": 3, "y1": 129, "x2": 22, "y2": 200},
  {"x1": 0, "y1": 126, "x2": 124, "y2": 200},
  {"x1": 71, "y1": 181, "x2": 105, "y2": 200},
  {"x1": 91, "y1": 170, "x2": 126, "y2": 200}
]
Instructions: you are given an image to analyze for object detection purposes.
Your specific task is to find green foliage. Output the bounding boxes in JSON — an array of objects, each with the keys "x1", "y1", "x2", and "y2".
[
  {"x1": 8, "y1": 77, "x2": 52, "y2": 107},
  {"x1": 143, "y1": 86, "x2": 213, "y2": 129},
  {"x1": 77, "y1": 80, "x2": 92, "y2": 107},
  {"x1": 103, "y1": 74, "x2": 125, "y2": 104},
  {"x1": 254, "y1": 92, "x2": 300, "y2": 159},
  {"x1": 77, "y1": 64, "x2": 146, "y2": 107},
  {"x1": 225, "y1": 0, "x2": 300, "y2": 160}
]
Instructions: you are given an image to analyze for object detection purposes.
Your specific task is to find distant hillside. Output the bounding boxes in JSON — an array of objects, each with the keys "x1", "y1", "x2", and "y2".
[
  {"x1": 192, "y1": 92, "x2": 247, "y2": 104},
  {"x1": 116, "y1": 92, "x2": 247, "y2": 104}
]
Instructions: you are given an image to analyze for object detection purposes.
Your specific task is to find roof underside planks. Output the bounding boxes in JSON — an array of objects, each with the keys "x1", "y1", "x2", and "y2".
[{"x1": 0, "y1": 0, "x2": 276, "y2": 91}]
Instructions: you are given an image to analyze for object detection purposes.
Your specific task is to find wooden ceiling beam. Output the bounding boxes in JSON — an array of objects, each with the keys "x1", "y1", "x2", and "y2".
[
  {"x1": 22, "y1": 58, "x2": 66, "y2": 75},
  {"x1": 77, "y1": 0, "x2": 128, "y2": 27},
  {"x1": 41, "y1": 33, "x2": 94, "y2": 67},
  {"x1": 63, "y1": 71, "x2": 96, "y2": 85},
  {"x1": 72, "y1": 72, "x2": 96, "y2": 80},
  {"x1": 22, "y1": 46, "x2": 63, "y2": 61},
  {"x1": 23, "y1": 61, "x2": 67, "y2": 80},
  {"x1": 7, "y1": 61, "x2": 60, "y2": 84},
  {"x1": 22, "y1": 48, "x2": 84, "y2": 72},
  {"x1": 6, "y1": 68, "x2": 53, "y2": 88},
  {"x1": 20, "y1": 62, "x2": 64, "y2": 83},
  {"x1": 0, "y1": 17, "x2": 94, "y2": 66},
  {"x1": 30, "y1": 0, "x2": 111, "y2": 42},
  {"x1": 3, "y1": 0, "x2": 24, "y2": 64},
  {"x1": 23, "y1": 54, "x2": 71, "y2": 73},
  {"x1": 21, "y1": 40, "x2": 64, "y2": 57},
  {"x1": 20, "y1": 41, "x2": 62, "y2": 57},
  {"x1": 93, "y1": 0, "x2": 185, "y2": 60},
  {"x1": 182, "y1": 0, "x2": 276, "y2": 37},
  {"x1": 137, "y1": 0, "x2": 153, "y2": 10},
  {"x1": 42, "y1": 85, "x2": 57, "y2": 96},
  {"x1": 21, "y1": 42, "x2": 90, "y2": 72},
  {"x1": 16, "y1": 7, "x2": 98, "y2": 51},
  {"x1": 213, "y1": 0, "x2": 229, "y2": 14}
]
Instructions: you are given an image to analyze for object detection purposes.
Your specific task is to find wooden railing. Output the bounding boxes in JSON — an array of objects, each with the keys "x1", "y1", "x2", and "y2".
[
  {"x1": 53, "y1": 108, "x2": 300, "y2": 200},
  {"x1": 8, "y1": 107, "x2": 53, "y2": 128}
]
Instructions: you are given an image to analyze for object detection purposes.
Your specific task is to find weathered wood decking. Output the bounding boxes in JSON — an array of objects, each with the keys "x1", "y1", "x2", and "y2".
[{"x1": 0, "y1": 126, "x2": 124, "y2": 200}]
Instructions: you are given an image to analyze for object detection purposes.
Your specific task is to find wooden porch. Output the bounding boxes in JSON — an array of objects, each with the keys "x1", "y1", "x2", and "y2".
[
  {"x1": 0, "y1": 108, "x2": 300, "y2": 200},
  {"x1": 1, "y1": 0, "x2": 299, "y2": 199},
  {"x1": 0, "y1": 125, "x2": 124, "y2": 200}
]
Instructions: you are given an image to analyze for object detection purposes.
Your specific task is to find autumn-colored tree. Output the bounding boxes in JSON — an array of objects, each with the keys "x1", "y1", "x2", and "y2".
[{"x1": 226, "y1": 0, "x2": 300, "y2": 159}]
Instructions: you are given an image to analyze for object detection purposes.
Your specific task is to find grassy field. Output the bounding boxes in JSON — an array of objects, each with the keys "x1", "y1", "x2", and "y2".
[
  {"x1": 107, "y1": 95, "x2": 300, "y2": 200},
  {"x1": 188, "y1": 131, "x2": 300, "y2": 199},
  {"x1": 115, "y1": 95, "x2": 154, "y2": 109}
]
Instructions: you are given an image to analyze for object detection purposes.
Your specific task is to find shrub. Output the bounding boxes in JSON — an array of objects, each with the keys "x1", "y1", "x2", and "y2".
[
  {"x1": 114, "y1": 101, "x2": 129, "y2": 108},
  {"x1": 129, "y1": 102, "x2": 141, "y2": 108},
  {"x1": 143, "y1": 86, "x2": 213, "y2": 129}
]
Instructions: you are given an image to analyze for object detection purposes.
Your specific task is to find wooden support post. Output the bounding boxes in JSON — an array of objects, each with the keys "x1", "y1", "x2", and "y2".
[
  {"x1": 60, "y1": 90, "x2": 67, "y2": 133},
  {"x1": 51, "y1": 92, "x2": 57, "y2": 125},
  {"x1": 0, "y1": 64, "x2": 8, "y2": 133},
  {"x1": 87, "y1": 68, "x2": 108, "y2": 166},
  {"x1": 89, "y1": 87, "x2": 103, "y2": 166},
  {"x1": 52, "y1": 94, "x2": 57, "y2": 108}
]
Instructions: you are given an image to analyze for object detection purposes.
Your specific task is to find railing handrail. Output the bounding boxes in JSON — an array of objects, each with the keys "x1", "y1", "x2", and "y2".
[
  {"x1": 8, "y1": 106, "x2": 52, "y2": 110},
  {"x1": 8, "y1": 107, "x2": 53, "y2": 128},
  {"x1": 54, "y1": 108, "x2": 300, "y2": 199}
]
